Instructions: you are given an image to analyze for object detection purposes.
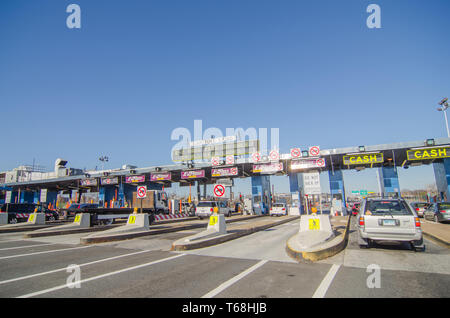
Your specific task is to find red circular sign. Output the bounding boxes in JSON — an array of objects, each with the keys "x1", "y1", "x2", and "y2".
[
  {"x1": 211, "y1": 157, "x2": 220, "y2": 166},
  {"x1": 252, "y1": 152, "x2": 261, "y2": 162},
  {"x1": 137, "y1": 186, "x2": 147, "y2": 198},
  {"x1": 291, "y1": 148, "x2": 301, "y2": 158},
  {"x1": 214, "y1": 184, "x2": 225, "y2": 197},
  {"x1": 316, "y1": 158, "x2": 325, "y2": 167},
  {"x1": 309, "y1": 146, "x2": 320, "y2": 157},
  {"x1": 269, "y1": 150, "x2": 279, "y2": 161}
]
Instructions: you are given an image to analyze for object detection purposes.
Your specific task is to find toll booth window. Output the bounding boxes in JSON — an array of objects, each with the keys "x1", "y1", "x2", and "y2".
[{"x1": 365, "y1": 200, "x2": 412, "y2": 215}]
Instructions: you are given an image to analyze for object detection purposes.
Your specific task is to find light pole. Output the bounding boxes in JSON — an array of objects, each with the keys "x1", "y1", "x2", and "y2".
[
  {"x1": 99, "y1": 156, "x2": 109, "y2": 171},
  {"x1": 437, "y1": 97, "x2": 450, "y2": 137}
]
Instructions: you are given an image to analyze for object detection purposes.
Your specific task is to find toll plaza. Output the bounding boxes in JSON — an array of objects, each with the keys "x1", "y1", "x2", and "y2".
[{"x1": 1, "y1": 137, "x2": 450, "y2": 214}]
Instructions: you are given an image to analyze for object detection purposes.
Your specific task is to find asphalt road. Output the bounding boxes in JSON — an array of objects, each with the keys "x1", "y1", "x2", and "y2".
[{"x1": 0, "y1": 216, "x2": 448, "y2": 299}]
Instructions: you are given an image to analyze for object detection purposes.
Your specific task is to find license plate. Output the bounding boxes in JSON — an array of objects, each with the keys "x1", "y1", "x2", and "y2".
[{"x1": 382, "y1": 219, "x2": 396, "y2": 226}]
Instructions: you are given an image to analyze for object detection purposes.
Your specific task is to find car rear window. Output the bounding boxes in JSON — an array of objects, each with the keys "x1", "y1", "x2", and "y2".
[
  {"x1": 415, "y1": 203, "x2": 429, "y2": 208},
  {"x1": 197, "y1": 202, "x2": 216, "y2": 207},
  {"x1": 365, "y1": 200, "x2": 413, "y2": 216}
]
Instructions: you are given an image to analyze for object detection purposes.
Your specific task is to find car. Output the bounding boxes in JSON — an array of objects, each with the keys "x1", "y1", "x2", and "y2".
[
  {"x1": 0, "y1": 203, "x2": 59, "y2": 223},
  {"x1": 270, "y1": 203, "x2": 287, "y2": 216},
  {"x1": 351, "y1": 203, "x2": 361, "y2": 216},
  {"x1": 357, "y1": 198, "x2": 425, "y2": 251},
  {"x1": 195, "y1": 201, "x2": 232, "y2": 219},
  {"x1": 181, "y1": 202, "x2": 196, "y2": 216},
  {"x1": 66, "y1": 203, "x2": 98, "y2": 217},
  {"x1": 410, "y1": 202, "x2": 431, "y2": 218},
  {"x1": 424, "y1": 202, "x2": 450, "y2": 223}
]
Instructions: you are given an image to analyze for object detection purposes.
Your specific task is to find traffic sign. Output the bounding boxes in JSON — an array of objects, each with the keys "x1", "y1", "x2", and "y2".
[
  {"x1": 269, "y1": 150, "x2": 279, "y2": 161},
  {"x1": 211, "y1": 157, "x2": 221, "y2": 166},
  {"x1": 137, "y1": 186, "x2": 147, "y2": 199},
  {"x1": 251, "y1": 152, "x2": 261, "y2": 163},
  {"x1": 360, "y1": 190, "x2": 368, "y2": 196},
  {"x1": 290, "y1": 148, "x2": 301, "y2": 158},
  {"x1": 213, "y1": 184, "x2": 226, "y2": 197},
  {"x1": 309, "y1": 146, "x2": 320, "y2": 157},
  {"x1": 316, "y1": 158, "x2": 325, "y2": 167},
  {"x1": 225, "y1": 155, "x2": 234, "y2": 165}
]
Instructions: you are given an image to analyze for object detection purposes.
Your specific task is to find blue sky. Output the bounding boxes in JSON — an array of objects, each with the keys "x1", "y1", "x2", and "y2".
[{"x1": 1, "y1": 0, "x2": 449, "y2": 195}]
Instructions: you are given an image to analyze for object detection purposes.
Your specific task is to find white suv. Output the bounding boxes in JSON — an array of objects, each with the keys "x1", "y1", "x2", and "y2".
[
  {"x1": 357, "y1": 198, "x2": 425, "y2": 251},
  {"x1": 270, "y1": 203, "x2": 287, "y2": 216},
  {"x1": 195, "y1": 201, "x2": 232, "y2": 219}
]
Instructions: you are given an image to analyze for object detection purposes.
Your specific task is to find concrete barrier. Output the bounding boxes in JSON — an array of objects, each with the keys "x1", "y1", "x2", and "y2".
[
  {"x1": 80, "y1": 213, "x2": 150, "y2": 244},
  {"x1": 182, "y1": 214, "x2": 227, "y2": 243},
  {"x1": 27, "y1": 213, "x2": 46, "y2": 225},
  {"x1": 296, "y1": 214, "x2": 335, "y2": 250},
  {"x1": 172, "y1": 215, "x2": 300, "y2": 251},
  {"x1": 286, "y1": 216, "x2": 351, "y2": 262},
  {"x1": 23, "y1": 213, "x2": 94, "y2": 238}
]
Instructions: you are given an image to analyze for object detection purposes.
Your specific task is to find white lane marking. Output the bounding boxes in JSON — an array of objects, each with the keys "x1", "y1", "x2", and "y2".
[
  {"x1": 312, "y1": 264, "x2": 340, "y2": 298},
  {"x1": 17, "y1": 253, "x2": 186, "y2": 298},
  {"x1": 202, "y1": 260, "x2": 268, "y2": 298},
  {"x1": 0, "y1": 249, "x2": 154, "y2": 285},
  {"x1": 0, "y1": 246, "x2": 91, "y2": 260},
  {"x1": 0, "y1": 243, "x2": 57, "y2": 251}
]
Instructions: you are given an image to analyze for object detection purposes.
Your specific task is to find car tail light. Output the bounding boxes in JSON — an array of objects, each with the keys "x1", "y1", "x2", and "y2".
[
  {"x1": 415, "y1": 217, "x2": 421, "y2": 227},
  {"x1": 415, "y1": 208, "x2": 420, "y2": 211},
  {"x1": 210, "y1": 208, "x2": 213, "y2": 212},
  {"x1": 359, "y1": 216, "x2": 365, "y2": 226},
  {"x1": 440, "y1": 210, "x2": 447, "y2": 214},
  {"x1": 282, "y1": 208, "x2": 285, "y2": 211}
]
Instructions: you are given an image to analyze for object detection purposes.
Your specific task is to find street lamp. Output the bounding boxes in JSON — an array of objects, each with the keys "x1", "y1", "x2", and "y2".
[
  {"x1": 437, "y1": 97, "x2": 450, "y2": 137},
  {"x1": 99, "y1": 156, "x2": 109, "y2": 171}
]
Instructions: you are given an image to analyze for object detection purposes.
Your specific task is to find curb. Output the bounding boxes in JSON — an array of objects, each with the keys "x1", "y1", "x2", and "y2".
[
  {"x1": 80, "y1": 215, "x2": 264, "y2": 245},
  {"x1": 285, "y1": 216, "x2": 351, "y2": 262},
  {"x1": 171, "y1": 216, "x2": 299, "y2": 251},
  {"x1": 0, "y1": 224, "x2": 54, "y2": 234},
  {"x1": 422, "y1": 231, "x2": 450, "y2": 248},
  {"x1": 23, "y1": 225, "x2": 117, "y2": 238}
]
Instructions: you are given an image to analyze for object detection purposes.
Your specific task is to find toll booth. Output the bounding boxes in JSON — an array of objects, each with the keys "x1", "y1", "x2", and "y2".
[
  {"x1": 251, "y1": 175, "x2": 271, "y2": 214},
  {"x1": 433, "y1": 159, "x2": 450, "y2": 201},
  {"x1": 289, "y1": 172, "x2": 305, "y2": 214},
  {"x1": 328, "y1": 169, "x2": 347, "y2": 212},
  {"x1": 377, "y1": 166, "x2": 400, "y2": 198}
]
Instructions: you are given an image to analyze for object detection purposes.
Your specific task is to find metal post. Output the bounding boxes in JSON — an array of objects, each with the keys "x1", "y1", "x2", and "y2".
[{"x1": 444, "y1": 109, "x2": 450, "y2": 138}]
